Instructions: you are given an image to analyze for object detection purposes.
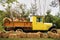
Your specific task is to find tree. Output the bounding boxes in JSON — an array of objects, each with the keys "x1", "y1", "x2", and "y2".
[
  {"x1": 0, "y1": 10, "x2": 6, "y2": 22},
  {"x1": 0, "y1": 0, "x2": 17, "y2": 31},
  {"x1": 6, "y1": 0, "x2": 17, "y2": 4},
  {"x1": 0, "y1": 10, "x2": 7, "y2": 31},
  {"x1": 59, "y1": 0, "x2": 60, "y2": 13},
  {"x1": 53, "y1": 13, "x2": 60, "y2": 28},
  {"x1": 10, "y1": 3, "x2": 30, "y2": 19},
  {"x1": 50, "y1": 0, "x2": 58, "y2": 7},
  {"x1": 31, "y1": 0, "x2": 37, "y2": 16},
  {"x1": 45, "y1": 10, "x2": 53, "y2": 23},
  {"x1": 0, "y1": 0, "x2": 17, "y2": 18},
  {"x1": 55, "y1": 18, "x2": 60, "y2": 28},
  {"x1": 56, "y1": 12, "x2": 60, "y2": 17}
]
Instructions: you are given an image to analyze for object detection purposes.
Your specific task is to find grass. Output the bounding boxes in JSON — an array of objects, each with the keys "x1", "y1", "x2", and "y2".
[{"x1": 0, "y1": 38, "x2": 60, "y2": 40}]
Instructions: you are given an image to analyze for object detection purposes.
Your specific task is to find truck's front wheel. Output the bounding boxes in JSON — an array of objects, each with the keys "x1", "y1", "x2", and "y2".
[{"x1": 50, "y1": 28, "x2": 57, "y2": 33}]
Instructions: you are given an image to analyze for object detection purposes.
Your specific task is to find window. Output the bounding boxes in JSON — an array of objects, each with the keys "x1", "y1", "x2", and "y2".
[{"x1": 37, "y1": 17, "x2": 42, "y2": 22}]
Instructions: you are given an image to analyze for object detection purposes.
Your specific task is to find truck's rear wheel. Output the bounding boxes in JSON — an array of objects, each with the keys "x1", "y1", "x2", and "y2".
[
  {"x1": 16, "y1": 29, "x2": 23, "y2": 32},
  {"x1": 50, "y1": 28, "x2": 57, "y2": 33}
]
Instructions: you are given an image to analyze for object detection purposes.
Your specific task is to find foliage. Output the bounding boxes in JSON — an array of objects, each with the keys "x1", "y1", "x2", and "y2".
[
  {"x1": 48, "y1": 0, "x2": 60, "y2": 28},
  {"x1": 6, "y1": 0, "x2": 17, "y2": 4},
  {"x1": 45, "y1": 10, "x2": 54, "y2": 23},
  {"x1": 54, "y1": 17, "x2": 60, "y2": 28},
  {"x1": 19, "y1": 4, "x2": 27, "y2": 18},
  {"x1": 45, "y1": 10, "x2": 60, "y2": 28},
  {"x1": 0, "y1": 10, "x2": 7, "y2": 31},
  {"x1": 0, "y1": 10, "x2": 6, "y2": 23},
  {"x1": 0, "y1": 10, "x2": 12, "y2": 31}
]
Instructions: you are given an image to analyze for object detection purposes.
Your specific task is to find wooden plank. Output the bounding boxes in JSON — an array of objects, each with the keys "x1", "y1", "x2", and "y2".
[
  {"x1": 4, "y1": 22, "x2": 13, "y2": 27},
  {"x1": 4, "y1": 21, "x2": 32, "y2": 27}
]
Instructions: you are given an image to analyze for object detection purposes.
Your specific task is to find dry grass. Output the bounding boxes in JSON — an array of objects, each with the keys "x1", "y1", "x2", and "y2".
[
  {"x1": 57, "y1": 29, "x2": 60, "y2": 33},
  {"x1": 40, "y1": 33, "x2": 48, "y2": 38},
  {"x1": 0, "y1": 31, "x2": 2, "y2": 38},
  {"x1": 47, "y1": 31, "x2": 56, "y2": 38},
  {"x1": 2, "y1": 32, "x2": 8, "y2": 38},
  {"x1": 0, "y1": 30, "x2": 60, "y2": 38},
  {"x1": 55, "y1": 33, "x2": 60, "y2": 38},
  {"x1": 9, "y1": 33, "x2": 17, "y2": 38},
  {"x1": 47, "y1": 31, "x2": 60, "y2": 38},
  {"x1": 26, "y1": 32, "x2": 40, "y2": 38},
  {"x1": 0, "y1": 38, "x2": 58, "y2": 40},
  {"x1": 16, "y1": 31, "x2": 26, "y2": 38}
]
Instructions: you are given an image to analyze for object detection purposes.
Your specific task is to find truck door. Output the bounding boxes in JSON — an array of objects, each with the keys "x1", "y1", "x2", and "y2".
[{"x1": 32, "y1": 16, "x2": 44, "y2": 30}]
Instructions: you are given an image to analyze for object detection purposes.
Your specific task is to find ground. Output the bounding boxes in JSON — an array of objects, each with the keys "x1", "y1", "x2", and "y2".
[
  {"x1": 0, "y1": 25, "x2": 60, "y2": 40},
  {"x1": 57, "y1": 29, "x2": 60, "y2": 31},
  {"x1": 0, "y1": 38, "x2": 60, "y2": 40}
]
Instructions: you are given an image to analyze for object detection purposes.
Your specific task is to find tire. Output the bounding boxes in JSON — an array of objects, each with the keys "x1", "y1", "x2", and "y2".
[
  {"x1": 4, "y1": 28, "x2": 10, "y2": 31},
  {"x1": 16, "y1": 29, "x2": 23, "y2": 32},
  {"x1": 50, "y1": 28, "x2": 57, "y2": 33}
]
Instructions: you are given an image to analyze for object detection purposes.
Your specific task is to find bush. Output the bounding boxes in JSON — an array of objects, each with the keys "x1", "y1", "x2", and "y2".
[
  {"x1": 0, "y1": 25, "x2": 4, "y2": 31},
  {"x1": 55, "y1": 18, "x2": 60, "y2": 28}
]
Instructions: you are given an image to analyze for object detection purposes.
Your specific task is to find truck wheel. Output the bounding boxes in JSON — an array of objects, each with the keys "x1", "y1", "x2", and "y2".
[
  {"x1": 16, "y1": 29, "x2": 23, "y2": 32},
  {"x1": 50, "y1": 28, "x2": 57, "y2": 33}
]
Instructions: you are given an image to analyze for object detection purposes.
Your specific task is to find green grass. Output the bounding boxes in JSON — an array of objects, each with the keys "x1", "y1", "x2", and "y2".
[
  {"x1": 0, "y1": 38, "x2": 60, "y2": 40},
  {"x1": 0, "y1": 26, "x2": 4, "y2": 31}
]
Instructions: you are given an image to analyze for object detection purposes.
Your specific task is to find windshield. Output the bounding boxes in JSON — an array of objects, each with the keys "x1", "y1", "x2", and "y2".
[{"x1": 37, "y1": 17, "x2": 42, "y2": 22}]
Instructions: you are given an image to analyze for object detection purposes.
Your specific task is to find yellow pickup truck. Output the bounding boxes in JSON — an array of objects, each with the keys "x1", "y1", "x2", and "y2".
[{"x1": 3, "y1": 16, "x2": 57, "y2": 32}]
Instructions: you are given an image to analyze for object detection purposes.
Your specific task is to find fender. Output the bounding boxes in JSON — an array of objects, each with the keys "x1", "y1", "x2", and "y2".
[{"x1": 48, "y1": 24, "x2": 56, "y2": 31}]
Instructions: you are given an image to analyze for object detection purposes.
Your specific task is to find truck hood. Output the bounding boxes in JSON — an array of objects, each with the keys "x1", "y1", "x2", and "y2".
[{"x1": 44, "y1": 23, "x2": 53, "y2": 27}]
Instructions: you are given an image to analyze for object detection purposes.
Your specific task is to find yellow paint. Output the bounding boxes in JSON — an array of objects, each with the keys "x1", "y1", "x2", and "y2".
[{"x1": 32, "y1": 16, "x2": 52, "y2": 30}]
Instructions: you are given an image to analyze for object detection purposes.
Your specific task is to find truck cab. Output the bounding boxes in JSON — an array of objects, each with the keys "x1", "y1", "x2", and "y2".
[{"x1": 32, "y1": 16, "x2": 53, "y2": 31}]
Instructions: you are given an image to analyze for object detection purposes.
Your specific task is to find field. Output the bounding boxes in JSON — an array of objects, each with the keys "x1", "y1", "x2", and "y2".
[{"x1": 0, "y1": 38, "x2": 60, "y2": 40}]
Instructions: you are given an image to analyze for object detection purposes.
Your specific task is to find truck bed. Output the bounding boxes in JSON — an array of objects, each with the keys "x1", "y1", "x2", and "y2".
[{"x1": 4, "y1": 21, "x2": 32, "y2": 27}]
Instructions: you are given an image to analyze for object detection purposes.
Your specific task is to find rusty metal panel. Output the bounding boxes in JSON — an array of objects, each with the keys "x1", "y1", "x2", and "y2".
[
  {"x1": 24, "y1": 22, "x2": 32, "y2": 27},
  {"x1": 4, "y1": 20, "x2": 32, "y2": 28},
  {"x1": 4, "y1": 22, "x2": 13, "y2": 27},
  {"x1": 13, "y1": 22, "x2": 25, "y2": 27}
]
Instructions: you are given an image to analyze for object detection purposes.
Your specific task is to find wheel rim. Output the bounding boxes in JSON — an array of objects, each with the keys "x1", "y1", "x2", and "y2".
[
  {"x1": 16, "y1": 29, "x2": 23, "y2": 32},
  {"x1": 51, "y1": 28, "x2": 57, "y2": 33}
]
